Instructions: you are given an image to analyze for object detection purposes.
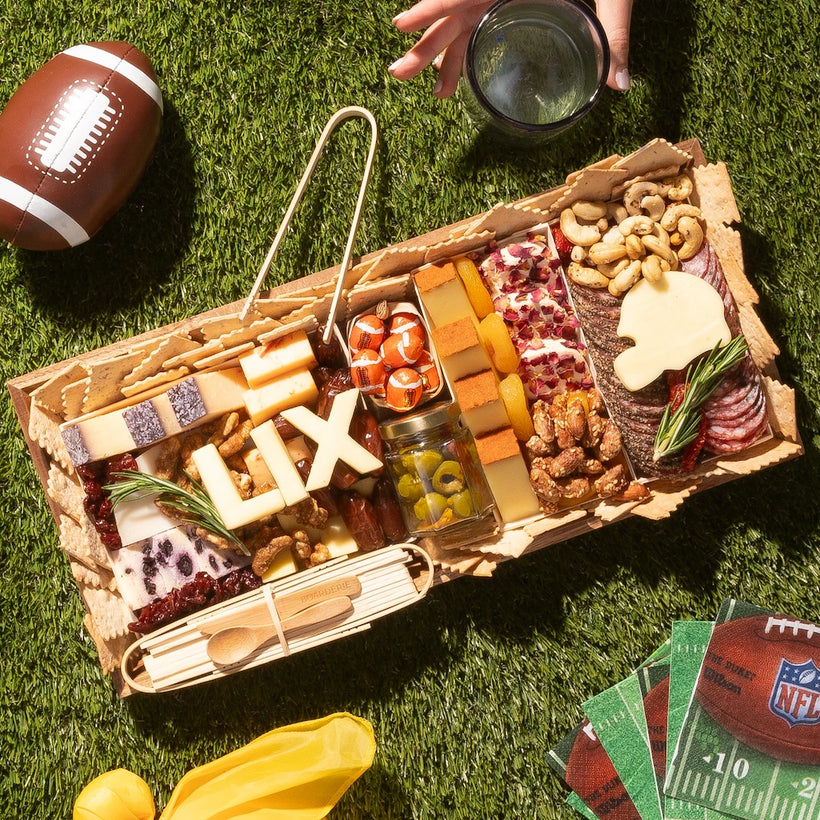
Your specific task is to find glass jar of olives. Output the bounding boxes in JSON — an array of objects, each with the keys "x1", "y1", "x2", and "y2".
[{"x1": 379, "y1": 403, "x2": 495, "y2": 544}]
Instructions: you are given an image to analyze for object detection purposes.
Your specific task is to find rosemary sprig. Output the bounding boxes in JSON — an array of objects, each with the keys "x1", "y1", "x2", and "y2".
[
  {"x1": 103, "y1": 470, "x2": 248, "y2": 554},
  {"x1": 653, "y1": 335, "x2": 749, "y2": 462}
]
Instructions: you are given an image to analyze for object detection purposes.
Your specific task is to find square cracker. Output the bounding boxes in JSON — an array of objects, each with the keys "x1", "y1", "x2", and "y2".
[
  {"x1": 47, "y1": 462, "x2": 85, "y2": 520},
  {"x1": 29, "y1": 362, "x2": 89, "y2": 417},
  {"x1": 83, "y1": 613, "x2": 134, "y2": 674},
  {"x1": 121, "y1": 334, "x2": 200, "y2": 387},
  {"x1": 58, "y1": 513, "x2": 110, "y2": 570},
  {"x1": 81, "y1": 350, "x2": 148, "y2": 413},
  {"x1": 81, "y1": 584, "x2": 134, "y2": 641},
  {"x1": 692, "y1": 162, "x2": 742, "y2": 226},
  {"x1": 120, "y1": 366, "x2": 190, "y2": 398},
  {"x1": 62, "y1": 377, "x2": 90, "y2": 420},
  {"x1": 28, "y1": 402, "x2": 74, "y2": 474},
  {"x1": 70, "y1": 557, "x2": 116, "y2": 591},
  {"x1": 611, "y1": 137, "x2": 692, "y2": 180}
]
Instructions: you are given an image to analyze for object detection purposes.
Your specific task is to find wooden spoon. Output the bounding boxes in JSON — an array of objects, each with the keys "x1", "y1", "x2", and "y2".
[{"x1": 206, "y1": 595, "x2": 354, "y2": 666}]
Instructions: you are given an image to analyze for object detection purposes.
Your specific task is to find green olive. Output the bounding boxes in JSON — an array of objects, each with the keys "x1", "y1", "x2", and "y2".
[
  {"x1": 396, "y1": 472, "x2": 424, "y2": 502},
  {"x1": 413, "y1": 449, "x2": 444, "y2": 477},
  {"x1": 431, "y1": 460, "x2": 464, "y2": 495},
  {"x1": 450, "y1": 489, "x2": 476, "y2": 519},
  {"x1": 413, "y1": 492, "x2": 448, "y2": 523}
]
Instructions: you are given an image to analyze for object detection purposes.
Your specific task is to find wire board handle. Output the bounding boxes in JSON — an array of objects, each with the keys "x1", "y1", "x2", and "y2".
[{"x1": 240, "y1": 105, "x2": 378, "y2": 341}]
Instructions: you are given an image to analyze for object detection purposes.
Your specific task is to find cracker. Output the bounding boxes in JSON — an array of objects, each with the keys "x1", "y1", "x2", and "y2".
[
  {"x1": 553, "y1": 166, "x2": 629, "y2": 208},
  {"x1": 256, "y1": 314, "x2": 318, "y2": 345},
  {"x1": 28, "y1": 402, "x2": 74, "y2": 474},
  {"x1": 81, "y1": 584, "x2": 134, "y2": 641},
  {"x1": 216, "y1": 317, "x2": 282, "y2": 349},
  {"x1": 163, "y1": 338, "x2": 222, "y2": 369},
  {"x1": 345, "y1": 274, "x2": 411, "y2": 317},
  {"x1": 611, "y1": 137, "x2": 692, "y2": 180},
  {"x1": 423, "y1": 230, "x2": 495, "y2": 264},
  {"x1": 61, "y1": 376, "x2": 90, "y2": 419},
  {"x1": 29, "y1": 362, "x2": 89, "y2": 417},
  {"x1": 761, "y1": 375, "x2": 800, "y2": 444},
  {"x1": 58, "y1": 514, "x2": 110, "y2": 570},
  {"x1": 460, "y1": 201, "x2": 547, "y2": 239},
  {"x1": 120, "y1": 366, "x2": 190, "y2": 398},
  {"x1": 195, "y1": 314, "x2": 246, "y2": 342},
  {"x1": 692, "y1": 162, "x2": 741, "y2": 226},
  {"x1": 70, "y1": 556, "x2": 116, "y2": 591},
  {"x1": 629, "y1": 477, "x2": 701, "y2": 520},
  {"x1": 47, "y1": 462, "x2": 85, "y2": 520},
  {"x1": 191, "y1": 342, "x2": 254, "y2": 370},
  {"x1": 565, "y1": 152, "x2": 621, "y2": 184},
  {"x1": 81, "y1": 351, "x2": 147, "y2": 413},
  {"x1": 83, "y1": 613, "x2": 134, "y2": 674},
  {"x1": 515, "y1": 186, "x2": 567, "y2": 216},
  {"x1": 355, "y1": 246, "x2": 428, "y2": 285},
  {"x1": 122, "y1": 334, "x2": 200, "y2": 387}
]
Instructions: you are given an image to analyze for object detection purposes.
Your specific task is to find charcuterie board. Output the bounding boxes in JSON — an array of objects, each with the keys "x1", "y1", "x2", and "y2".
[{"x1": 7, "y1": 137, "x2": 802, "y2": 696}]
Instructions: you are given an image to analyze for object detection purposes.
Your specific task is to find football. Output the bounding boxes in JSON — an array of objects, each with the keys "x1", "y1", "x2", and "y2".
[
  {"x1": 695, "y1": 613, "x2": 820, "y2": 764},
  {"x1": 0, "y1": 42, "x2": 163, "y2": 250}
]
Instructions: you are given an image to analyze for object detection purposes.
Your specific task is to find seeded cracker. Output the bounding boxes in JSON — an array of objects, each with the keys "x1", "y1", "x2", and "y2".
[
  {"x1": 610, "y1": 137, "x2": 692, "y2": 181},
  {"x1": 423, "y1": 230, "x2": 497, "y2": 264},
  {"x1": 58, "y1": 513, "x2": 110, "y2": 570},
  {"x1": 62, "y1": 376, "x2": 90, "y2": 419},
  {"x1": 80, "y1": 584, "x2": 134, "y2": 641},
  {"x1": 121, "y1": 333, "x2": 200, "y2": 387},
  {"x1": 691, "y1": 162, "x2": 742, "y2": 226},
  {"x1": 28, "y1": 401, "x2": 74, "y2": 474},
  {"x1": 195, "y1": 314, "x2": 247, "y2": 342},
  {"x1": 29, "y1": 361, "x2": 89, "y2": 417},
  {"x1": 216, "y1": 316, "x2": 283, "y2": 348},
  {"x1": 83, "y1": 613, "x2": 134, "y2": 674},
  {"x1": 46, "y1": 462, "x2": 85, "y2": 520},
  {"x1": 70, "y1": 556, "x2": 116, "y2": 591},
  {"x1": 191, "y1": 342, "x2": 253, "y2": 371},
  {"x1": 81, "y1": 350, "x2": 147, "y2": 413}
]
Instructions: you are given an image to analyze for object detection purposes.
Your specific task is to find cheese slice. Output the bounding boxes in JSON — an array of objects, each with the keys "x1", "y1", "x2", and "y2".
[
  {"x1": 452, "y1": 369, "x2": 509, "y2": 436},
  {"x1": 414, "y1": 261, "x2": 475, "y2": 328},
  {"x1": 432, "y1": 317, "x2": 492, "y2": 382},
  {"x1": 239, "y1": 329, "x2": 317, "y2": 389},
  {"x1": 242, "y1": 366, "x2": 318, "y2": 426},
  {"x1": 248, "y1": 420, "x2": 309, "y2": 507},
  {"x1": 280, "y1": 388, "x2": 383, "y2": 491},
  {"x1": 614, "y1": 271, "x2": 732, "y2": 391},
  {"x1": 192, "y1": 443, "x2": 286, "y2": 529}
]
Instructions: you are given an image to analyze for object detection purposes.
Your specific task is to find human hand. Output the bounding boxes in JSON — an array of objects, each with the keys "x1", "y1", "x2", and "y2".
[{"x1": 388, "y1": 0, "x2": 634, "y2": 97}]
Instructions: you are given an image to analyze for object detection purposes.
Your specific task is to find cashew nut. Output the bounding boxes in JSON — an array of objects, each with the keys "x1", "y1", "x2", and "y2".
[
  {"x1": 601, "y1": 225, "x2": 625, "y2": 245},
  {"x1": 660, "y1": 203, "x2": 702, "y2": 231},
  {"x1": 625, "y1": 233, "x2": 645, "y2": 259},
  {"x1": 663, "y1": 173, "x2": 694, "y2": 201},
  {"x1": 606, "y1": 201, "x2": 628, "y2": 224},
  {"x1": 619, "y1": 214, "x2": 655, "y2": 236},
  {"x1": 640, "y1": 194, "x2": 666, "y2": 222},
  {"x1": 677, "y1": 215, "x2": 705, "y2": 260},
  {"x1": 641, "y1": 234, "x2": 678, "y2": 268},
  {"x1": 587, "y1": 242, "x2": 628, "y2": 266},
  {"x1": 567, "y1": 261, "x2": 609, "y2": 288},
  {"x1": 651, "y1": 221, "x2": 671, "y2": 245},
  {"x1": 641, "y1": 253, "x2": 671, "y2": 283},
  {"x1": 570, "y1": 244, "x2": 587, "y2": 263},
  {"x1": 598, "y1": 257, "x2": 631, "y2": 279},
  {"x1": 623, "y1": 181, "x2": 660, "y2": 215},
  {"x1": 560, "y1": 208, "x2": 601, "y2": 246},
  {"x1": 608, "y1": 260, "x2": 642, "y2": 296},
  {"x1": 571, "y1": 199, "x2": 608, "y2": 221}
]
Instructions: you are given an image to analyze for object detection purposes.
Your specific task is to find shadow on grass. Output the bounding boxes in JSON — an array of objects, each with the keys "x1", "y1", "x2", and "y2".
[{"x1": 13, "y1": 98, "x2": 195, "y2": 320}]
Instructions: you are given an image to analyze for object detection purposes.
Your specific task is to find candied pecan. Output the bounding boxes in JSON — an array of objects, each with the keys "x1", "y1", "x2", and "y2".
[
  {"x1": 284, "y1": 497, "x2": 329, "y2": 529},
  {"x1": 210, "y1": 411, "x2": 240, "y2": 445},
  {"x1": 596, "y1": 418, "x2": 623, "y2": 462},
  {"x1": 308, "y1": 542, "x2": 331, "y2": 567},
  {"x1": 532, "y1": 401, "x2": 555, "y2": 442},
  {"x1": 556, "y1": 475, "x2": 591, "y2": 499},
  {"x1": 526, "y1": 434, "x2": 556, "y2": 459},
  {"x1": 529, "y1": 458, "x2": 561, "y2": 510},
  {"x1": 586, "y1": 388, "x2": 605, "y2": 415},
  {"x1": 548, "y1": 393, "x2": 567, "y2": 418},
  {"x1": 593, "y1": 464, "x2": 630, "y2": 497},
  {"x1": 566, "y1": 396, "x2": 587, "y2": 441},
  {"x1": 578, "y1": 457, "x2": 604, "y2": 475},
  {"x1": 554, "y1": 416, "x2": 576, "y2": 450},
  {"x1": 218, "y1": 418, "x2": 253, "y2": 457},
  {"x1": 193, "y1": 526, "x2": 234, "y2": 552},
  {"x1": 613, "y1": 481, "x2": 652, "y2": 502},
  {"x1": 251, "y1": 535, "x2": 294, "y2": 576},
  {"x1": 582, "y1": 410, "x2": 607, "y2": 449},
  {"x1": 231, "y1": 470, "x2": 253, "y2": 500},
  {"x1": 153, "y1": 438, "x2": 182, "y2": 481},
  {"x1": 548, "y1": 445, "x2": 586, "y2": 478}
]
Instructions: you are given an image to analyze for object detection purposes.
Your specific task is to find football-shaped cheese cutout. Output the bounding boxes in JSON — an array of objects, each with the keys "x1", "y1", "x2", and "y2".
[
  {"x1": 695, "y1": 613, "x2": 820, "y2": 764},
  {"x1": 0, "y1": 42, "x2": 163, "y2": 250}
]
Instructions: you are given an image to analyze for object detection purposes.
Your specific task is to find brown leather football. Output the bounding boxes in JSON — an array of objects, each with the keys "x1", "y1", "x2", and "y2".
[{"x1": 0, "y1": 42, "x2": 162, "y2": 250}]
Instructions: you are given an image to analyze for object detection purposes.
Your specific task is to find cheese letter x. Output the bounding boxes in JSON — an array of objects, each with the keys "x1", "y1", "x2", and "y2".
[
  {"x1": 280, "y1": 388, "x2": 382, "y2": 491},
  {"x1": 192, "y1": 388, "x2": 381, "y2": 529}
]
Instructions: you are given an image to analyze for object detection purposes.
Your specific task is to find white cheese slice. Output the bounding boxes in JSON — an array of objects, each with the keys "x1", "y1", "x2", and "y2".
[
  {"x1": 239, "y1": 329, "x2": 317, "y2": 388},
  {"x1": 279, "y1": 388, "x2": 383, "y2": 491},
  {"x1": 192, "y1": 443, "x2": 286, "y2": 529},
  {"x1": 614, "y1": 271, "x2": 732, "y2": 392},
  {"x1": 242, "y1": 366, "x2": 318, "y2": 426},
  {"x1": 248, "y1": 420, "x2": 309, "y2": 507}
]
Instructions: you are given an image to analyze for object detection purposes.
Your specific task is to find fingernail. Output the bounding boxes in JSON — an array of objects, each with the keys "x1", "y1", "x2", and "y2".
[
  {"x1": 392, "y1": 11, "x2": 407, "y2": 25},
  {"x1": 433, "y1": 77, "x2": 444, "y2": 95},
  {"x1": 388, "y1": 57, "x2": 405, "y2": 74},
  {"x1": 615, "y1": 68, "x2": 631, "y2": 91}
]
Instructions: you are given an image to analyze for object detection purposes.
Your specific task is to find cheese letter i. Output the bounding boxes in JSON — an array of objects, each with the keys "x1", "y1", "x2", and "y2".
[{"x1": 279, "y1": 388, "x2": 383, "y2": 491}]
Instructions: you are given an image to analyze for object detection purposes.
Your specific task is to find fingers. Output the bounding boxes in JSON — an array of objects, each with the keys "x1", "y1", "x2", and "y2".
[
  {"x1": 433, "y1": 29, "x2": 471, "y2": 97},
  {"x1": 388, "y1": 15, "x2": 465, "y2": 80},
  {"x1": 595, "y1": 0, "x2": 634, "y2": 90},
  {"x1": 392, "y1": 0, "x2": 490, "y2": 33}
]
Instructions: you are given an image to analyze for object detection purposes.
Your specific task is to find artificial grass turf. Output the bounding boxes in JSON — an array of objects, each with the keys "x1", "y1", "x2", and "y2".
[{"x1": 1, "y1": 0, "x2": 819, "y2": 816}]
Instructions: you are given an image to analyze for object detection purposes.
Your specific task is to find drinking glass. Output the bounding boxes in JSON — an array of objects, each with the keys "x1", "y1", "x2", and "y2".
[{"x1": 462, "y1": 0, "x2": 610, "y2": 143}]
